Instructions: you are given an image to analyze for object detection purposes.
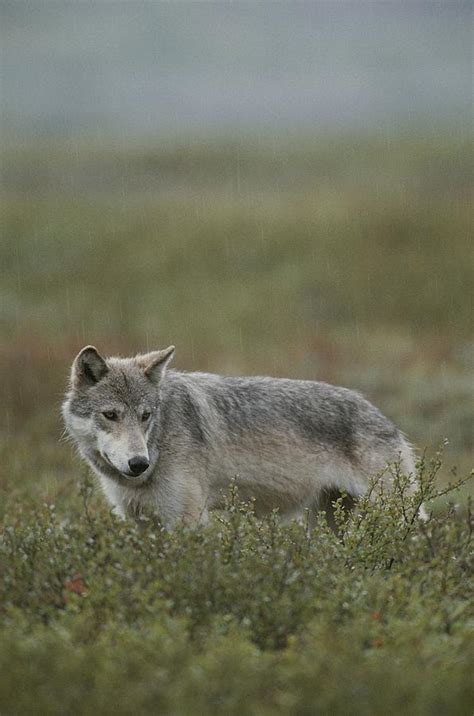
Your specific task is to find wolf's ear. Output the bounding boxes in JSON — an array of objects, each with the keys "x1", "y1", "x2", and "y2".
[
  {"x1": 136, "y1": 345, "x2": 175, "y2": 383},
  {"x1": 72, "y1": 346, "x2": 108, "y2": 388}
]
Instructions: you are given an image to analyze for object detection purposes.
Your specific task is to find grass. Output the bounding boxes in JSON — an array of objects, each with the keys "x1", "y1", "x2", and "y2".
[{"x1": 0, "y1": 130, "x2": 473, "y2": 713}]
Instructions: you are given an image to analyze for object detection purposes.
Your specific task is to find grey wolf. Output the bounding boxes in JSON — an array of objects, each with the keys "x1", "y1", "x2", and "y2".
[{"x1": 63, "y1": 346, "x2": 423, "y2": 528}]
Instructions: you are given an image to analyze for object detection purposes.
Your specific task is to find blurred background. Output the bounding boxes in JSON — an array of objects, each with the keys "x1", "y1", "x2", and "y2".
[{"x1": 0, "y1": 1, "x2": 472, "y2": 507}]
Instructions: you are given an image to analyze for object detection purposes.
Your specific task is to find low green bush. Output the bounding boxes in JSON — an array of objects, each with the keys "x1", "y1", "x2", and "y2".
[{"x1": 1, "y1": 454, "x2": 472, "y2": 715}]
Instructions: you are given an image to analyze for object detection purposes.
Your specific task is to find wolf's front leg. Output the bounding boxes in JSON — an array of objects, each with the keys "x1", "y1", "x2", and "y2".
[{"x1": 154, "y1": 473, "x2": 209, "y2": 529}]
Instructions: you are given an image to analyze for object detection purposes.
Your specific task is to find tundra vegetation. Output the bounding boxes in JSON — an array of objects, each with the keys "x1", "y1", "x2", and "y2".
[{"x1": 0, "y1": 133, "x2": 473, "y2": 714}]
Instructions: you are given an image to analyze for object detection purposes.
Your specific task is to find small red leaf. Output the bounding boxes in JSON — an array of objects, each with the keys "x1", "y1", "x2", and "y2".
[{"x1": 64, "y1": 573, "x2": 86, "y2": 596}]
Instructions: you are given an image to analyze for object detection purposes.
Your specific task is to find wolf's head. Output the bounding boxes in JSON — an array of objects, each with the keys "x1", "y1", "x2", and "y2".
[{"x1": 62, "y1": 345, "x2": 175, "y2": 483}]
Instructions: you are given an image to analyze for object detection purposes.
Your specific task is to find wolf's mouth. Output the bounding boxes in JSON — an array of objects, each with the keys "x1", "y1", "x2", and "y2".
[
  {"x1": 102, "y1": 452, "x2": 149, "y2": 481},
  {"x1": 101, "y1": 452, "x2": 133, "y2": 478}
]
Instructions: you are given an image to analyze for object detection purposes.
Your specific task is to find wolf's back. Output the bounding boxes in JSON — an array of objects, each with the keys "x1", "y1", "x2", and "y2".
[{"x1": 162, "y1": 370, "x2": 409, "y2": 466}]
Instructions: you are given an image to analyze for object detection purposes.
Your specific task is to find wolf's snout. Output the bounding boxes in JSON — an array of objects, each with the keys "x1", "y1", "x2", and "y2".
[{"x1": 128, "y1": 456, "x2": 150, "y2": 475}]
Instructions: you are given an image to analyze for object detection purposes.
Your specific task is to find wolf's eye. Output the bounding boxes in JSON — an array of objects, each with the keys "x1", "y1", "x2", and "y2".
[
  {"x1": 102, "y1": 410, "x2": 118, "y2": 421},
  {"x1": 141, "y1": 411, "x2": 151, "y2": 422}
]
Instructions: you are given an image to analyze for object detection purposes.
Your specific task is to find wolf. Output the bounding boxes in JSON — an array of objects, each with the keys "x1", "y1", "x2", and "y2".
[{"x1": 62, "y1": 345, "x2": 423, "y2": 528}]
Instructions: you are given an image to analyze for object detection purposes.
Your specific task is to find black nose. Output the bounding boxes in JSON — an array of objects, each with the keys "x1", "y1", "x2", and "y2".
[{"x1": 128, "y1": 456, "x2": 150, "y2": 475}]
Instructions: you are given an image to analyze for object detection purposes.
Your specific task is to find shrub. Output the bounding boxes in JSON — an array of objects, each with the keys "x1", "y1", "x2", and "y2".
[{"x1": 0, "y1": 455, "x2": 472, "y2": 715}]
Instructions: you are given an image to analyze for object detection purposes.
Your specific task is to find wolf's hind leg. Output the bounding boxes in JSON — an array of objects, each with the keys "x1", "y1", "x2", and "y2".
[{"x1": 312, "y1": 489, "x2": 356, "y2": 532}]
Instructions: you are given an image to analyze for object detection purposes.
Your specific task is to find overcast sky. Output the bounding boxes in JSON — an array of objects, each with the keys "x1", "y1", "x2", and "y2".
[{"x1": 1, "y1": 2, "x2": 471, "y2": 139}]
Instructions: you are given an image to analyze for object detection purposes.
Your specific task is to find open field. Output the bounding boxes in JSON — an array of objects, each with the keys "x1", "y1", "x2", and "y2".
[{"x1": 0, "y1": 133, "x2": 473, "y2": 713}]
